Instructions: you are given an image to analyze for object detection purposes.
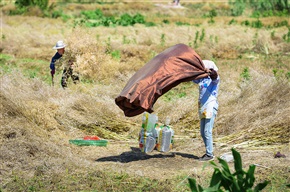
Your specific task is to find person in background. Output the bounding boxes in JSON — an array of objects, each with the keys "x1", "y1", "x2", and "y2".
[
  {"x1": 172, "y1": 0, "x2": 180, "y2": 6},
  {"x1": 50, "y1": 40, "x2": 66, "y2": 86},
  {"x1": 50, "y1": 40, "x2": 79, "y2": 88},
  {"x1": 192, "y1": 60, "x2": 220, "y2": 161}
]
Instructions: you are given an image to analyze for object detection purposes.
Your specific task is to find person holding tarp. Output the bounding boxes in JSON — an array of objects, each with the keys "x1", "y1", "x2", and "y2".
[
  {"x1": 115, "y1": 43, "x2": 219, "y2": 159},
  {"x1": 193, "y1": 60, "x2": 219, "y2": 161}
]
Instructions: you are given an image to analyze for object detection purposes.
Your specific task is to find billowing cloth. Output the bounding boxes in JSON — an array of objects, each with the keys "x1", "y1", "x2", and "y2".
[{"x1": 115, "y1": 43, "x2": 209, "y2": 117}]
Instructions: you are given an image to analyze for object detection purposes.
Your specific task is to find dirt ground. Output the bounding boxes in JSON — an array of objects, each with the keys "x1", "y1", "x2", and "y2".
[
  {"x1": 0, "y1": 118, "x2": 289, "y2": 191},
  {"x1": 70, "y1": 135, "x2": 290, "y2": 182}
]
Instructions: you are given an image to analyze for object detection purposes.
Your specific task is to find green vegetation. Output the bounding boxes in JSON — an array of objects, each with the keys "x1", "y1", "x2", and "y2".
[
  {"x1": 1, "y1": 1, "x2": 289, "y2": 192},
  {"x1": 111, "y1": 50, "x2": 121, "y2": 60},
  {"x1": 188, "y1": 148, "x2": 269, "y2": 192},
  {"x1": 160, "y1": 33, "x2": 166, "y2": 47},
  {"x1": 194, "y1": 31, "x2": 200, "y2": 48},
  {"x1": 9, "y1": 0, "x2": 56, "y2": 16},
  {"x1": 80, "y1": 9, "x2": 145, "y2": 27},
  {"x1": 122, "y1": 35, "x2": 130, "y2": 44},
  {"x1": 229, "y1": 0, "x2": 246, "y2": 16},
  {"x1": 273, "y1": 68, "x2": 290, "y2": 80},
  {"x1": 250, "y1": 0, "x2": 289, "y2": 17},
  {"x1": 207, "y1": 9, "x2": 217, "y2": 24},
  {"x1": 7, "y1": 0, "x2": 289, "y2": 28},
  {"x1": 78, "y1": 9, "x2": 146, "y2": 27},
  {"x1": 240, "y1": 67, "x2": 251, "y2": 81},
  {"x1": 283, "y1": 27, "x2": 290, "y2": 42},
  {"x1": 0, "y1": 54, "x2": 52, "y2": 83},
  {"x1": 241, "y1": 19, "x2": 264, "y2": 28},
  {"x1": 15, "y1": 0, "x2": 49, "y2": 10},
  {"x1": 162, "y1": 82, "x2": 194, "y2": 102},
  {"x1": 229, "y1": 0, "x2": 289, "y2": 17},
  {"x1": 191, "y1": 29, "x2": 206, "y2": 48},
  {"x1": 4, "y1": 170, "x2": 188, "y2": 191},
  {"x1": 175, "y1": 21, "x2": 190, "y2": 26}
]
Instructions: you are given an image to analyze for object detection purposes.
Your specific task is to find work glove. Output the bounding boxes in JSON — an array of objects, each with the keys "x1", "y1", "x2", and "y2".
[{"x1": 209, "y1": 68, "x2": 218, "y2": 80}]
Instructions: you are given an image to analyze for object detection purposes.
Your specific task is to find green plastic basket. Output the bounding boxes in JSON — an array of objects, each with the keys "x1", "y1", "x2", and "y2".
[{"x1": 69, "y1": 139, "x2": 108, "y2": 146}]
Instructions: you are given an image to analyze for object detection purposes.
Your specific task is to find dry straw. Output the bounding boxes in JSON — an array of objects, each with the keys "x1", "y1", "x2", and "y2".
[{"x1": 1, "y1": 5, "x2": 289, "y2": 190}]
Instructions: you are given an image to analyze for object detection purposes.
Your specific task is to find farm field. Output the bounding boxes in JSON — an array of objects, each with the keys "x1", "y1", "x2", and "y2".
[{"x1": 0, "y1": 1, "x2": 290, "y2": 191}]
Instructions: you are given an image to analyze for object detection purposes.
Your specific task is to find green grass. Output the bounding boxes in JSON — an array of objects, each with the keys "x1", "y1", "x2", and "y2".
[
  {"x1": 0, "y1": 54, "x2": 60, "y2": 84},
  {"x1": 162, "y1": 82, "x2": 197, "y2": 102},
  {"x1": 2, "y1": 170, "x2": 193, "y2": 191}
]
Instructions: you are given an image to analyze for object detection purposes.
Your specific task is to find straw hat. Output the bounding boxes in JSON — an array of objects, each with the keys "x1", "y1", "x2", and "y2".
[{"x1": 53, "y1": 40, "x2": 66, "y2": 49}]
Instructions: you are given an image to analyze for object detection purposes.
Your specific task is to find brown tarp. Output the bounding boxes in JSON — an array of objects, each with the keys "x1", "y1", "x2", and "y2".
[{"x1": 115, "y1": 43, "x2": 208, "y2": 117}]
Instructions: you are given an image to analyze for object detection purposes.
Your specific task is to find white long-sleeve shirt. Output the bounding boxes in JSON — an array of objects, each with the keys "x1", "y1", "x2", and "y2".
[{"x1": 193, "y1": 60, "x2": 220, "y2": 119}]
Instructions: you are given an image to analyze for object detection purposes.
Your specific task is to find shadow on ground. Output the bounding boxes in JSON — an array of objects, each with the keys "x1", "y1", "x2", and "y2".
[{"x1": 95, "y1": 147, "x2": 199, "y2": 163}]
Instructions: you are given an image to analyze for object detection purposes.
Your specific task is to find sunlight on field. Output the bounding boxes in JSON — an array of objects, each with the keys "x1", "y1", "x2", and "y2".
[{"x1": 1, "y1": 1, "x2": 290, "y2": 191}]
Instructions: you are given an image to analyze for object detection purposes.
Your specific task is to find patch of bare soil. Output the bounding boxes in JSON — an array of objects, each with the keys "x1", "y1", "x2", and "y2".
[{"x1": 70, "y1": 135, "x2": 290, "y2": 182}]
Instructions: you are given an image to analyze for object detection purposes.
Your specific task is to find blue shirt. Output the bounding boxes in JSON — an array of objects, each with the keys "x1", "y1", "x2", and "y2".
[
  {"x1": 50, "y1": 52, "x2": 62, "y2": 70},
  {"x1": 193, "y1": 76, "x2": 220, "y2": 119}
]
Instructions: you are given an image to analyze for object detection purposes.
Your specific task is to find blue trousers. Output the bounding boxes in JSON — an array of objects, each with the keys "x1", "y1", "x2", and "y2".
[{"x1": 200, "y1": 114, "x2": 216, "y2": 157}]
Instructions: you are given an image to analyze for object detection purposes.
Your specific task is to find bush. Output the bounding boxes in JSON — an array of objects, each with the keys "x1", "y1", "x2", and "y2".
[
  {"x1": 250, "y1": 0, "x2": 289, "y2": 13},
  {"x1": 81, "y1": 9, "x2": 103, "y2": 20},
  {"x1": 251, "y1": 19, "x2": 263, "y2": 28},
  {"x1": 79, "y1": 9, "x2": 146, "y2": 27},
  {"x1": 229, "y1": 0, "x2": 246, "y2": 16},
  {"x1": 15, "y1": 0, "x2": 48, "y2": 10},
  {"x1": 241, "y1": 20, "x2": 250, "y2": 26},
  {"x1": 273, "y1": 20, "x2": 289, "y2": 28},
  {"x1": 230, "y1": 0, "x2": 289, "y2": 17},
  {"x1": 133, "y1": 13, "x2": 146, "y2": 24}
]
